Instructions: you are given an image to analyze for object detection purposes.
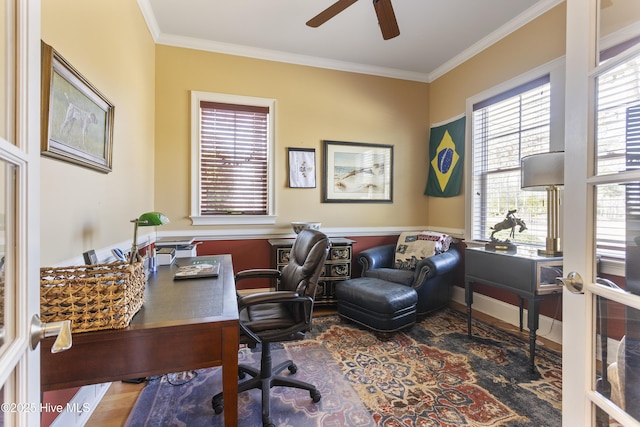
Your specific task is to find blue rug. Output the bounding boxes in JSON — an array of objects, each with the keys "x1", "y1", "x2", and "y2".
[{"x1": 125, "y1": 339, "x2": 373, "y2": 426}]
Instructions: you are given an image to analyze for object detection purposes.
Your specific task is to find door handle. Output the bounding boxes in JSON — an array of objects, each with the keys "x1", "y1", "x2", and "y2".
[
  {"x1": 29, "y1": 314, "x2": 72, "y2": 353},
  {"x1": 556, "y1": 271, "x2": 583, "y2": 294}
]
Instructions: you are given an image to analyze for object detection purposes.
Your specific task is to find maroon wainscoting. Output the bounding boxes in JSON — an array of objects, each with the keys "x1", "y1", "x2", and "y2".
[
  {"x1": 41, "y1": 387, "x2": 81, "y2": 427},
  {"x1": 195, "y1": 234, "x2": 400, "y2": 290},
  {"x1": 196, "y1": 239, "x2": 273, "y2": 290}
]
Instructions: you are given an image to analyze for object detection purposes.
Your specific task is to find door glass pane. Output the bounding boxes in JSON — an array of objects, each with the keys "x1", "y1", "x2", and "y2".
[
  {"x1": 594, "y1": 50, "x2": 640, "y2": 178},
  {"x1": 0, "y1": 160, "x2": 13, "y2": 353},
  {"x1": 596, "y1": 183, "x2": 625, "y2": 261},
  {"x1": 599, "y1": 0, "x2": 640, "y2": 64},
  {"x1": 0, "y1": 1, "x2": 14, "y2": 142},
  {"x1": 594, "y1": 179, "x2": 640, "y2": 424},
  {"x1": 1, "y1": 384, "x2": 5, "y2": 427},
  {"x1": 0, "y1": 161, "x2": 16, "y2": 353},
  {"x1": 594, "y1": 294, "x2": 640, "y2": 424}
]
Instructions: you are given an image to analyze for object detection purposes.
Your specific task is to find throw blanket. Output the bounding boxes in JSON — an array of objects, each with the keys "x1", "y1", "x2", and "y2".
[{"x1": 394, "y1": 231, "x2": 452, "y2": 269}]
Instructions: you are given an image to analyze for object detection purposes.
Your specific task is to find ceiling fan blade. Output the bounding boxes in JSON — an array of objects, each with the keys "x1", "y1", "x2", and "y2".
[
  {"x1": 373, "y1": 0, "x2": 400, "y2": 40},
  {"x1": 306, "y1": 0, "x2": 358, "y2": 28}
]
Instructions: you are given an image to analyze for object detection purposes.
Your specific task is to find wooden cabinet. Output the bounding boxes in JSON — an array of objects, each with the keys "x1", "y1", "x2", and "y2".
[{"x1": 268, "y1": 238, "x2": 355, "y2": 304}]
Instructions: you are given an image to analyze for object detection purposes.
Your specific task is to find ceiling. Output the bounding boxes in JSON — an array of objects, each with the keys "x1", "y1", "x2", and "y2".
[{"x1": 138, "y1": 0, "x2": 560, "y2": 82}]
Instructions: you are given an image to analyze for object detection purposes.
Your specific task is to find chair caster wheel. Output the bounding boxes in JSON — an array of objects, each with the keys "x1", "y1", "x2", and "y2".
[
  {"x1": 288, "y1": 363, "x2": 297, "y2": 374},
  {"x1": 211, "y1": 396, "x2": 223, "y2": 414},
  {"x1": 311, "y1": 389, "x2": 321, "y2": 402},
  {"x1": 238, "y1": 371, "x2": 246, "y2": 379},
  {"x1": 263, "y1": 417, "x2": 275, "y2": 427}
]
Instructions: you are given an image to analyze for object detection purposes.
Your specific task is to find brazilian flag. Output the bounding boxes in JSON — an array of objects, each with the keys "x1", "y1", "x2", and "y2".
[{"x1": 424, "y1": 116, "x2": 465, "y2": 197}]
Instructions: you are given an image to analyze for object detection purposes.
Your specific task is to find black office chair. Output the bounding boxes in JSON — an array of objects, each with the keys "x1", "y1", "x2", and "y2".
[{"x1": 212, "y1": 228, "x2": 330, "y2": 427}]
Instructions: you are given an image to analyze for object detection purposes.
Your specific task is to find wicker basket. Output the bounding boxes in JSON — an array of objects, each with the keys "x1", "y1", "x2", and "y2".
[{"x1": 40, "y1": 261, "x2": 145, "y2": 333}]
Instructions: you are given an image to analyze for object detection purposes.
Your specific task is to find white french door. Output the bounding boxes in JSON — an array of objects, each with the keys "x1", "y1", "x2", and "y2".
[
  {"x1": 0, "y1": 1, "x2": 42, "y2": 426},
  {"x1": 563, "y1": 0, "x2": 640, "y2": 425}
]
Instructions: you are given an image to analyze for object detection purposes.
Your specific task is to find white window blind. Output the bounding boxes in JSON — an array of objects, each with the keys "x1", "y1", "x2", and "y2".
[
  {"x1": 471, "y1": 75, "x2": 551, "y2": 245},
  {"x1": 199, "y1": 101, "x2": 269, "y2": 215}
]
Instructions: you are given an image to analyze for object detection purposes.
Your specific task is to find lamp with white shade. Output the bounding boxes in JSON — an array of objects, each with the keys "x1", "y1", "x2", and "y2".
[{"x1": 521, "y1": 151, "x2": 564, "y2": 256}]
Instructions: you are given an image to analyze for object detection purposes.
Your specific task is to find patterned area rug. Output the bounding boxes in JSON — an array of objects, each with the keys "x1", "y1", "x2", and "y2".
[{"x1": 125, "y1": 308, "x2": 561, "y2": 426}]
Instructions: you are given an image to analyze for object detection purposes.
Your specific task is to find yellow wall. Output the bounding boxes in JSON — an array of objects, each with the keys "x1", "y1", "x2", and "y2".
[
  {"x1": 154, "y1": 46, "x2": 431, "y2": 232},
  {"x1": 39, "y1": 1, "x2": 567, "y2": 263},
  {"x1": 41, "y1": 0, "x2": 156, "y2": 265},
  {"x1": 427, "y1": 4, "x2": 567, "y2": 228}
]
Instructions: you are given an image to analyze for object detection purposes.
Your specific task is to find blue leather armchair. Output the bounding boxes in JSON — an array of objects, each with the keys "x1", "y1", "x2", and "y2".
[{"x1": 356, "y1": 240, "x2": 462, "y2": 316}]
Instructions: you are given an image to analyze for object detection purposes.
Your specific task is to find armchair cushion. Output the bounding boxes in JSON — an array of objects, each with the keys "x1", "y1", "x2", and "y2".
[
  {"x1": 361, "y1": 267, "x2": 414, "y2": 287},
  {"x1": 394, "y1": 231, "x2": 453, "y2": 269}
]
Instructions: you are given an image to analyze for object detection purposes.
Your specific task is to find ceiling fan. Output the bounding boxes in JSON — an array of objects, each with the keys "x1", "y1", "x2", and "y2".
[{"x1": 306, "y1": 0, "x2": 400, "y2": 40}]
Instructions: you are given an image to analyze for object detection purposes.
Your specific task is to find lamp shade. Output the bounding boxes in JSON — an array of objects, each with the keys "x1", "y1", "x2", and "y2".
[
  {"x1": 136, "y1": 212, "x2": 170, "y2": 227},
  {"x1": 521, "y1": 151, "x2": 564, "y2": 190}
]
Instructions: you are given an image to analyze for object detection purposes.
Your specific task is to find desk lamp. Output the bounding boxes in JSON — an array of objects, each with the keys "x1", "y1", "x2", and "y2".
[
  {"x1": 129, "y1": 211, "x2": 170, "y2": 264},
  {"x1": 521, "y1": 151, "x2": 564, "y2": 256}
]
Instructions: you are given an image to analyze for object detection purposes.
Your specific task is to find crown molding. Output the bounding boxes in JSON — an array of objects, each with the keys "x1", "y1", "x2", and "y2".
[
  {"x1": 137, "y1": 0, "x2": 561, "y2": 83},
  {"x1": 137, "y1": 0, "x2": 161, "y2": 40},
  {"x1": 155, "y1": 33, "x2": 432, "y2": 82}
]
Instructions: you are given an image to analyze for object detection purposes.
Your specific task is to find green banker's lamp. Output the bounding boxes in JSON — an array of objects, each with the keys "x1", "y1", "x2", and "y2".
[{"x1": 129, "y1": 211, "x2": 170, "y2": 264}]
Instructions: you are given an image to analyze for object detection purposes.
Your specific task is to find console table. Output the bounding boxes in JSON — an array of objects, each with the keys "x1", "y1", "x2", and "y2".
[
  {"x1": 464, "y1": 246, "x2": 562, "y2": 372},
  {"x1": 269, "y1": 238, "x2": 355, "y2": 304},
  {"x1": 40, "y1": 255, "x2": 239, "y2": 427}
]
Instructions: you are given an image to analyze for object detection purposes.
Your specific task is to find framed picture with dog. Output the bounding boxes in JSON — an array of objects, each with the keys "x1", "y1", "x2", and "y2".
[{"x1": 41, "y1": 41, "x2": 114, "y2": 173}]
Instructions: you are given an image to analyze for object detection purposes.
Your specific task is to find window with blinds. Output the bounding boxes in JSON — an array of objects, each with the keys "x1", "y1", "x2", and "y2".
[
  {"x1": 198, "y1": 101, "x2": 270, "y2": 215},
  {"x1": 471, "y1": 75, "x2": 551, "y2": 245}
]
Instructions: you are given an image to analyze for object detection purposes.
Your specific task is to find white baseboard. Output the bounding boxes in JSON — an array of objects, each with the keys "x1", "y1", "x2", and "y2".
[
  {"x1": 49, "y1": 382, "x2": 110, "y2": 427},
  {"x1": 451, "y1": 286, "x2": 563, "y2": 345}
]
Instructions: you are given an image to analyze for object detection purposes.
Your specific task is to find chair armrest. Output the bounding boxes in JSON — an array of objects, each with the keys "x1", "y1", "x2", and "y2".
[
  {"x1": 235, "y1": 268, "x2": 281, "y2": 283},
  {"x1": 238, "y1": 290, "x2": 300, "y2": 308},
  {"x1": 357, "y1": 244, "x2": 396, "y2": 273},
  {"x1": 412, "y1": 248, "x2": 461, "y2": 288}
]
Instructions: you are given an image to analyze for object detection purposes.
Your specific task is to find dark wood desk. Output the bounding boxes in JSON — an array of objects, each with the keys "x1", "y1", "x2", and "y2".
[
  {"x1": 40, "y1": 255, "x2": 239, "y2": 426},
  {"x1": 465, "y1": 247, "x2": 562, "y2": 372}
]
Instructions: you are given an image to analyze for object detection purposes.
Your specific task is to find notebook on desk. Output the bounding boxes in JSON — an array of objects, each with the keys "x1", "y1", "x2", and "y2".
[{"x1": 173, "y1": 258, "x2": 221, "y2": 280}]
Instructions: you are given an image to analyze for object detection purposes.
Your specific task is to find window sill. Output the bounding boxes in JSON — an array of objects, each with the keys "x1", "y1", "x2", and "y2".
[{"x1": 190, "y1": 215, "x2": 277, "y2": 226}]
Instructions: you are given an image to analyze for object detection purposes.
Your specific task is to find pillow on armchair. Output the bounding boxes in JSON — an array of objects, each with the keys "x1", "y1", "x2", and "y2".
[{"x1": 394, "y1": 231, "x2": 453, "y2": 270}]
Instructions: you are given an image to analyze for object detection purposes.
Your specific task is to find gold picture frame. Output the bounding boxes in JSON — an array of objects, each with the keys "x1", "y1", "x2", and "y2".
[{"x1": 41, "y1": 41, "x2": 114, "y2": 173}]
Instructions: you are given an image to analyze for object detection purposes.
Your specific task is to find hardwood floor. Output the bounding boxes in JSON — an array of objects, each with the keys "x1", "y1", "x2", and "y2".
[
  {"x1": 85, "y1": 303, "x2": 562, "y2": 426},
  {"x1": 86, "y1": 381, "x2": 145, "y2": 427}
]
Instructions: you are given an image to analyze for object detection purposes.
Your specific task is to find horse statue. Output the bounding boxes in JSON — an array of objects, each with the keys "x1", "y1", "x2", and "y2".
[{"x1": 490, "y1": 209, "x2": 527, "y2": 240}]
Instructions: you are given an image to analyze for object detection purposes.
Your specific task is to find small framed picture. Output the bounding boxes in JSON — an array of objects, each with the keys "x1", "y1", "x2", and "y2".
[{"x1": 288, "y1": 148, "x2": 316, "y2": 188}]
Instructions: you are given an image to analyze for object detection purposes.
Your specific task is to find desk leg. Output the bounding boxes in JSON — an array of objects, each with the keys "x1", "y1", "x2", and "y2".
[
  {"x1": 519, "y1": 297, "x2": 524, "y2": 332},
  {"x1": 222, "y1": 324, "x2": 239, "y2": 427},
  {"x1": 465, "y1": 281, "x2": 473, "y2": 337},
  {"x1": 527, "y1": 298, "x2": 541, "y2": 373}
]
